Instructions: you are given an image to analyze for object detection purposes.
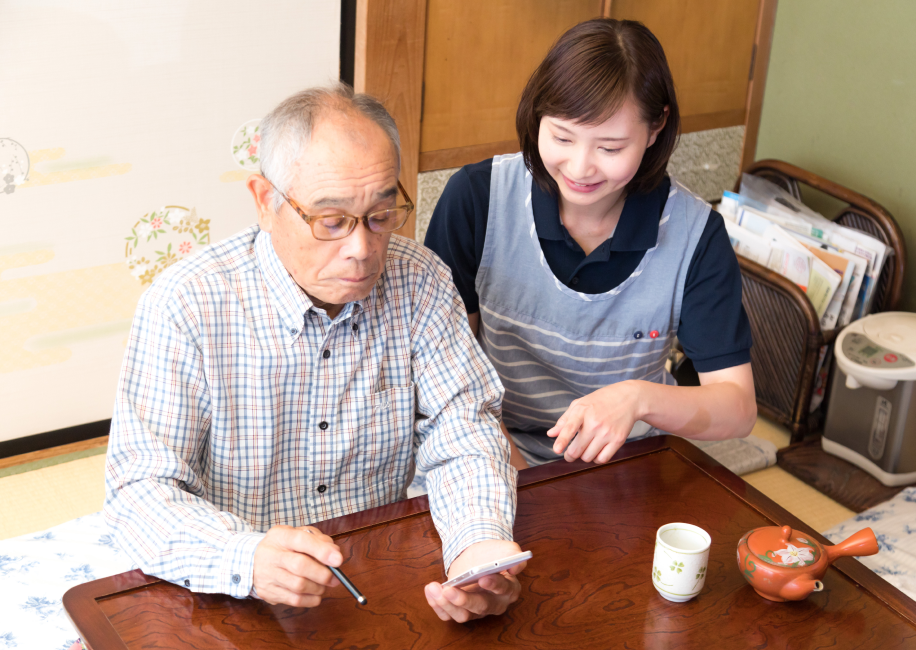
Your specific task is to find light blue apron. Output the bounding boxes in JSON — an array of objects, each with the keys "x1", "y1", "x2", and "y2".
[{"x1": 477, "y1": 153, "x2": 710, "y2": 465}]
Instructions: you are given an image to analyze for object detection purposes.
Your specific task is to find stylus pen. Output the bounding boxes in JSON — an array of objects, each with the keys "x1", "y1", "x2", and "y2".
[
  {"x1": 329, "y1": 565, "x2": 367, "y2": 605},
  {"x1": 305, "y1": 529, "x2": 367, "y2": 605}
]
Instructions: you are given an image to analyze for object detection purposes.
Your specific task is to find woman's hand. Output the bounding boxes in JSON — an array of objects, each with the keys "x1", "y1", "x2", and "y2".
[
  {"x1": 547, "y1": 364, "x2": 757, "y2": 465},
  {"x1": 547, "y1": 381, "x2": 643, "y2": 464}
]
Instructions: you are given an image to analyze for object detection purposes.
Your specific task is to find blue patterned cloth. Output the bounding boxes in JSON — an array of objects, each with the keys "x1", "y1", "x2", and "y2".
[
  {"x1": 105, "y1": 226, "x2": 516, "y2": 600},
  {"x1": 0, "y1": 512, "x2": 133, "y2": 649},
  {"x1": 823, "y1": 486, "x2": 916, "y2": 601}
]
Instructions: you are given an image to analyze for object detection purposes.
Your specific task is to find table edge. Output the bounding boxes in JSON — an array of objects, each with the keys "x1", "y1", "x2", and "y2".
[
  {"x1": 663, "y1": 435, "x2": 916, "y2": 624},
  {"x1": 63, "y1": 568, "x2": 159, "y2": 650},
  {"x1": 63, "y1": 435, "x2": 916, "y2": 648}
]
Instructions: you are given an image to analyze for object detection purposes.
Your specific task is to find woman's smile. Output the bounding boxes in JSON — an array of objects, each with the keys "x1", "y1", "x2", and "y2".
[{"x1": 562, "y1": 174, "x2": 606, "y2": 193}]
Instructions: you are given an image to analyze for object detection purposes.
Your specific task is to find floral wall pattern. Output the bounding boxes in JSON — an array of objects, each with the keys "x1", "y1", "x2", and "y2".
[
  {"x1": 125, "y1": 207, "x2": 210, "y2": 285},
  {"x1": 0, "y1": 1, "x2": 340, "y2": 442}
]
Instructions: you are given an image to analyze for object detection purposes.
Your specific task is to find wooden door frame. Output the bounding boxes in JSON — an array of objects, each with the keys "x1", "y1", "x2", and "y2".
[
  {"x1": 740, "y1": 0, "x2": 778, "y2": 173},
  {"x1": 353, "y1": 0, "x2": 426, "y2": 239},
  {"x1": 354, "y1": 0, "x2": 779, "y2": 238}
]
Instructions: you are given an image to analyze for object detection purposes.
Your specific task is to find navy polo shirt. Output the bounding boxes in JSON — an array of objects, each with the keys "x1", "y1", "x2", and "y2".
[{"x1": 424, "y1": 158, "x2": 752, "y2": 373}]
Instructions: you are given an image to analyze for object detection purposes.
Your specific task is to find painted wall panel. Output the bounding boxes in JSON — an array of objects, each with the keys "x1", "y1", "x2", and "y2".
[{"x1": 0, "y1": 1, "x2": 341, "y2": 441}]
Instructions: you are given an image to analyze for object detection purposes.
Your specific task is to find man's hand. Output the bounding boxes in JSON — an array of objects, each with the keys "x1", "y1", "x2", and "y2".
[
  {"x1": 424, "y1": 540, "x2": 525, "y2": 623},
  {"x1": 547, "y1": 381, "x2": 642, "y2": 464},
  {"x1": 252, "y1": 525, "x2": 342, "y2": 607}
]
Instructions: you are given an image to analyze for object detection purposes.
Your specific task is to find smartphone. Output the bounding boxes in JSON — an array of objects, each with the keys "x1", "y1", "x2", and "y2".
[{"x1": 442, "y1": 550, "x2": 533, "y2": 589}]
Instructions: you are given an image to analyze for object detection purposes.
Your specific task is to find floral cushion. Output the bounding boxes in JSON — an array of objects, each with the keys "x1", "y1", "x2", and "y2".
[
  {"x1": 823, "y1": 486, "x2": 916, "y2": 602},
  {"x1": 0, "y1": 512, "x2": 133, "y2": 650}
]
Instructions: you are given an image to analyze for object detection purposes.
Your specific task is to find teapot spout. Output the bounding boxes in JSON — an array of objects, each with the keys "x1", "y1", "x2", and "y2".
[
  {"x1": 825, "y1": 528, "x2": 879, "y2": 563},
  {"x1": 781, "y1": 577, "x2": 824, "y2": 601}
]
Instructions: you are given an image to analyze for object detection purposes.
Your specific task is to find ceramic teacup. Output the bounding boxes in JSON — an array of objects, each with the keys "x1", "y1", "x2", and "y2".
[{"x1": 651, "y1": 522, "x2": 711, "y2": 602}]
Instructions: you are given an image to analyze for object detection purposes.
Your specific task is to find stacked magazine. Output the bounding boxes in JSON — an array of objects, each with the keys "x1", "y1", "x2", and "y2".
[{"x1": 720, "y1": 173, "x2": 888, "y2": 330}]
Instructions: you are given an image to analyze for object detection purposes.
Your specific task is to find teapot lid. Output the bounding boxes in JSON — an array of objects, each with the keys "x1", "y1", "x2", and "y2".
[{"x1": 746, "y1": 525, "x2": 821, "y2": 569}]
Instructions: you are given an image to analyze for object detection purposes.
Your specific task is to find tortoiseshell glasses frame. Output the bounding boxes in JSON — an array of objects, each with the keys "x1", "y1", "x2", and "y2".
[{"x1": 267, "y1": 178, "x2": 414, "y2": 241}]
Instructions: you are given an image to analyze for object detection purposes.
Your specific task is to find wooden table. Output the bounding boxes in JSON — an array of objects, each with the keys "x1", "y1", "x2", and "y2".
[{"x1": 64, "y1": 436, "x2": 916, "y2": 649}]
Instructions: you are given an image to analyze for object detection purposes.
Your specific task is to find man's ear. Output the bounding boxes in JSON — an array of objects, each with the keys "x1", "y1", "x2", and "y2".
[
  {"x1": 647, "y1": 106, "x2": 670, "y2": 148},
  {"x1": 247, "y1": 174, "x2": 276, "y2": 232}
]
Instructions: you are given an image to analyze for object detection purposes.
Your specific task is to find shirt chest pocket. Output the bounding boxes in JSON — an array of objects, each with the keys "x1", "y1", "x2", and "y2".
[{"x1": 340, "y1": 384, "x2": 415, "y2": 485}]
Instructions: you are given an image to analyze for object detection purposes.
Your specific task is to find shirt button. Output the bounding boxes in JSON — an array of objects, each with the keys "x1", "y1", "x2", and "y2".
[
  {"x1": 322, "y1": 349, "x2": 330, "y2": 359},
  {"x1": 317, "y1": 484, "x2": 327, "y2": 493},
  {"x1": 570, "y1": 277, "x2": 579, "y2": 286},
  {"x1": 318, "y1": 421, "x2": 328, "y2": 430},
  {"x1": 232, "y1": 574, "x2": 240, "y2": 584},
  {"x1": 649, "y1": 330, "x2": 660, "y2": 339},
  {"x1": 184, "y1": 579, "x2": 190, "y2": 587},
  {"x1": 634, "y1": 331, "x2": 643, "y2": 339},
  {"x1": 352, "y1": 323, "x2": 359, "y2": 332},
  {"x1": 290, "y1": 328, "x2": 298, "y2": 335}
]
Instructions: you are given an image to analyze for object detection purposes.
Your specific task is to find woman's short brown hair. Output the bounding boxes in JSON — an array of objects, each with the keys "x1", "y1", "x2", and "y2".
[{"x1": 516, "y1": 18, "x2": 679, "y2": 196}]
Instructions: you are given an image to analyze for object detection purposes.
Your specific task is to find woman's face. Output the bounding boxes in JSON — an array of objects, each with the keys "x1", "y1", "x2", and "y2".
[{"x1": 537, "y1": 97, "x2": 666, "y2": 213}]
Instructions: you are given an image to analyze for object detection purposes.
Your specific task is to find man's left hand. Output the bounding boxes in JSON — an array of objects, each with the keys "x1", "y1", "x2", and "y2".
[
  {"x1": 547, "y1": 380, "x2": 642, "y2": 464},
  {"x1": 424, "y1": 540, "x2": 524, "y2": 623}
]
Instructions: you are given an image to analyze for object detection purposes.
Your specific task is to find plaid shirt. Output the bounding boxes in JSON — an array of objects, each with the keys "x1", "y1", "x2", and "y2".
[{"x1": 104, "y1": 226, "x2": 516, "y2": 598}]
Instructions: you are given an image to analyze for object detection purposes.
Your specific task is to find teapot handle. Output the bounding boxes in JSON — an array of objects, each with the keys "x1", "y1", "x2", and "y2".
[{"x1": 825, "y1": 527, "x2": 879, "y2": 562}]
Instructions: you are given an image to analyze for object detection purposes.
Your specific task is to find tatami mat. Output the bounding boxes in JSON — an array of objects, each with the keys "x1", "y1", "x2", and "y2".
[
  {"x1": 747, "y1": 416, "x2": 792, "y2": 449},
  {"x1": 0, "y1": 453, "x2": 107, "y2": 540},
  {"x1": 743, "y1": 464, "x2": 856, "y2": 532},
  {"x1": 741, "y1": 418, "x2": 856, "y2": 532},
  {"x1": 0, "y1": 416, "x2": 856, "y2": 541}
]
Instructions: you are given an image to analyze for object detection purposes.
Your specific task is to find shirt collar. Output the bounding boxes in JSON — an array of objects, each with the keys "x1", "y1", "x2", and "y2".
[
  {"x1": 255, "y1": 229, "x2": 373, "y2": 343},
  {"x1": 531, "y1": 176, "x2": 671, "y2": 252},
  {"x1": 256, "y1": 230, "x2": 311, "y2": 340}
]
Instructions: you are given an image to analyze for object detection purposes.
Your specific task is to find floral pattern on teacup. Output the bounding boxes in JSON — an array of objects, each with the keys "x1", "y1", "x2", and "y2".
[
  {"x1": 231, "y1": 119, "x2": 261, "y2": 171},
  {"x1": 125, "y1": 206, "x2": 209, "y2": 285},
  {"x1": 653, "y1": 544, "x2": 707, "y2": 598}
]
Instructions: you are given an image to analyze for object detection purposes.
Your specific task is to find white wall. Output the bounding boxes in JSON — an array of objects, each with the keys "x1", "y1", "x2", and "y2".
[{"x1": 0, "y1": 1, "x2": 341, "y2": 441}]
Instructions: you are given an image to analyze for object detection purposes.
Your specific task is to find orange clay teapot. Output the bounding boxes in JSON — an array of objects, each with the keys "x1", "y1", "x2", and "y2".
[{"x1": 736, "y1": 524, "x2": 879, "y2": 601}]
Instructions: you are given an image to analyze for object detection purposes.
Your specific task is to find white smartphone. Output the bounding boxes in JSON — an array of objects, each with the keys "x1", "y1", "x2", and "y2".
[{"x1": 442, "y1": 550, "x2": 533, "y2": 589}]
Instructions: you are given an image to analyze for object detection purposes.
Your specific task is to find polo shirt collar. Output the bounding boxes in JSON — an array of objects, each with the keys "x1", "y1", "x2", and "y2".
[{"x1": 530, "y1": 176, "x2": 671, "y2": 252}]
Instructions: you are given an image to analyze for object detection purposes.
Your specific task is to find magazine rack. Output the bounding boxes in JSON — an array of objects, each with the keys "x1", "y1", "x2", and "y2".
[{"x1": 735, "y1": 159, "x2": 906, "y2": 442}]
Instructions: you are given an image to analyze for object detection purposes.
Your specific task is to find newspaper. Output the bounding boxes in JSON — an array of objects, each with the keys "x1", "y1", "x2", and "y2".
[
  {"x1": 738, "y1": 174, "x2": 887, "y2": 316},
  {"x1": 803, "y1": 244, "x2": 855, "y2": 329},
  {"x1": 791, "y1": 231, "x2": 868, "y2": 327}
]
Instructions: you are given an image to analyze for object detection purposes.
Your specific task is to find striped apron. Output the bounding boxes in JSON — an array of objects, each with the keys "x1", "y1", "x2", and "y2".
[{"x1": 477, "y1": 153, "x2": 711, "y2": 463}]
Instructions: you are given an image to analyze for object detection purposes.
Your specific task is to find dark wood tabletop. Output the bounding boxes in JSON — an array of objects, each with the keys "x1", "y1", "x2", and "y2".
[{"x1": 63, "y1": 436, "x2": 916, "y2": 649}]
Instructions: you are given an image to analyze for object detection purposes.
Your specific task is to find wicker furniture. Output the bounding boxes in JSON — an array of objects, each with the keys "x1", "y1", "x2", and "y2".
[{"x1": 737, "y1": 160, "x2": 907, "y2": 442}]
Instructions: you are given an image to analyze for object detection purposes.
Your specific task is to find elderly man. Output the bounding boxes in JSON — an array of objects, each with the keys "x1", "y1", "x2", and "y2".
[{"x1": 105, "y1": 84, "x2": 522, "y2": 622}]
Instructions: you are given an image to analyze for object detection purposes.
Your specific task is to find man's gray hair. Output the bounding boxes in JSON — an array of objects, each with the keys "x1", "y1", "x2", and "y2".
[{"x1": 259, "y1": 82, "x2": 401, "y2": 212}]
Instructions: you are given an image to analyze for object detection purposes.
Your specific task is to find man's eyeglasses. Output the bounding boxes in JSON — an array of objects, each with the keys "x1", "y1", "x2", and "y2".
[{"x1": 267, "y1": 178, "x2": 414, "y2": 241}]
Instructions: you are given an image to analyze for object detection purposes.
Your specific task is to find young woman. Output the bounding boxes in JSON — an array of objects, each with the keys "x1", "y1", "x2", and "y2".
[{"x1": 425, "y1": 19, "x2": 756, "y2": 469}]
